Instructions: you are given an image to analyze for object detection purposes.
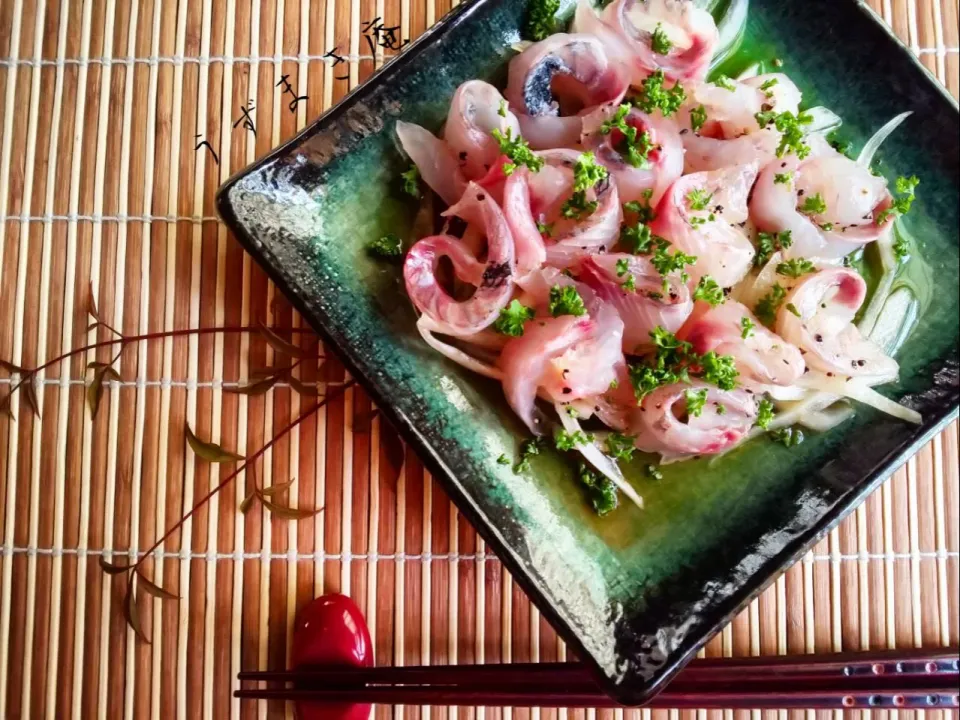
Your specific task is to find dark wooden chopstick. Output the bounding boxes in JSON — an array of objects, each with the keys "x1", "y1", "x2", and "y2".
[{"x1": 235, "y1": 648, "x2": 960, "y2": 709}]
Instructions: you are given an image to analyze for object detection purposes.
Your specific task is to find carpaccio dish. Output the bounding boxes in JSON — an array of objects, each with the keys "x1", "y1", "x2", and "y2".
[{"x1": 384, "y1": 0, "x2": 922, "y2": 515}]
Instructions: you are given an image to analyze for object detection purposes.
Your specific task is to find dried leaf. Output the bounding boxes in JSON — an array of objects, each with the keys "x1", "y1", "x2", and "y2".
[
  {"x1": 258, "y1": 323, "x2": 311, "y2": 359},
  {"x1": 288, "y1": 375, "x2": 321, "y2": 397},
  {"x1": 0, "y1": 394, "x2": 14, "y2": 420},
  {"x1": 224, "y1": 375, "x2": 278, "y2": 396},
  {"x1": 86, "y1": 361, "x2": 113, "y2": 370},
  {"x1": 380, "y1": 423, "x2": 406, "y2": 486},
  {"x1": 123, "y1": 581, "x2": 151, "y2": 644},
  {"x1": 98, "y1": 555, "x2": 132, "y2": 575},
  {"x1": 135, "y1": 571, "x2": 179, "y2": 600},
  {"x1": 87, "y1": 365, "x2": 121, "y2": 418},
  {"x1": 185, "y1": 424, "x2": 244, "y2": 462},
  {"x1": 239, "y1": 491, "x2": 257, "y2": 514},
  {"x1": 259, "y1": 477, "x2": 296, "y2": 497},
  {"x1": 254, "y1": 486, "x2": 323, "y2": 520},
  {"x1": 88, "y1": 282, "x2": 101, "y2": 322},
  {"x1": 23, "y1": 379, "x2": 40, "y2": 419},
  {"x1": 250, "y1": 365, "x2": 293, "y2": 381},
  {"x1": 0, "y1": 359, "x2": 26, "y2": 374},
  {"x1": 86, "y1": 322, "x2": 99, "y2": 332}
]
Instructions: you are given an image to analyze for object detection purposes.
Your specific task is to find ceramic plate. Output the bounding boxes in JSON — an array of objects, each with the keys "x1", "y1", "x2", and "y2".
[{"x1": 217, "y1": 0, "x2": 959, "y2": 704}]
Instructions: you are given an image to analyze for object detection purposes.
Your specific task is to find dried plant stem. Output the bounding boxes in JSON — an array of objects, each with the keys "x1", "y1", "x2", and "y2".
[
  {"x1": 2, "y1": 324, "x2": 317, "y2": 398},
  {"x1": 132, "y1": 379, "x2": 356, "y2": 572}
]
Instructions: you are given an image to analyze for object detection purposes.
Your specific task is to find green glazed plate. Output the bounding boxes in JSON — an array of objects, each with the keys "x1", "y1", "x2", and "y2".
[{"x1": 217, "y1": 0, "x2": 959, "y2": 704}]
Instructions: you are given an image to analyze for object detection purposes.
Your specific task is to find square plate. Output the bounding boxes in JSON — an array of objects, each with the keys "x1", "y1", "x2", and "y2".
[{"x1": 217, "y1": 0, "x2": 959, "y2": 704}]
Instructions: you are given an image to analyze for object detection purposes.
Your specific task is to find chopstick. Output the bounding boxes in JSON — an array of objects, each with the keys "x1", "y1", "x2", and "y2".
[{"x1": 235, "y1": 648, "x2": 959, "y2": 709}]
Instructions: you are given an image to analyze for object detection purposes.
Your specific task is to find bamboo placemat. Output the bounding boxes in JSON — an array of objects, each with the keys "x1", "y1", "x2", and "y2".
[{"x1": 0, "y1": 0, "x2": 956, "y2": 719}]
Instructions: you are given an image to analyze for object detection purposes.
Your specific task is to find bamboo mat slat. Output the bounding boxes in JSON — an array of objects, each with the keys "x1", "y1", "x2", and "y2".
[{"x1": 0, "y1": 1, "x2": 957, "y2": 719}]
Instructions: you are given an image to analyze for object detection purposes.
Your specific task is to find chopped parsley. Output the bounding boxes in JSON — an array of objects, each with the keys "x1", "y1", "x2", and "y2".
[
  {"x1": 776, "y1": 258, "x2": 817, "y2": 278},
  {"x1": 826, "y1": 130, "x2": 854, "y2": 158},
  {"x1": 740, "y1": 316, "x2": 756, "y2": 339},
  {"x1": 368, "y1": 233, "x2": 403, "y2": 258},
  {"x1": 686, "y1": 188, "x2": 714, "y2": 211},
  {"x1": 877, "y1": 175, "x2": 919, "y2": 225},
  {"x1": 599, "y1": 105, "x2": 653, "y2": 168},
  {"x1": 892, "y1": 231, "x2": 910, "y2": 261},
  {"x1": 401, "y1": 164, "x2": 421, "y2": 197},
  {"x1": 491, "y1": 128, "x2": 544, "y2": 175},
  {"x1": 493, "y1": 299, "x2": 535, "y2": 337},
  {"x1": 605, "y1": 432, "x2": 636, "y2": 462},
  {"x1": 525, "y1": 0, "x2": 560, "y2": 41},
  {"x1": 756, "y1": 398, "x2": 775, "y2": 429},
  {"x1": 555, "y1": 429, "x2": 594, "y2": 451},
  {"x1": 799, "y1": 192, "x2": 827, "y2": 215},
  {"x1": 773, "y1": 110, "x2": 814, "y2": 158},
  {"x1": 497, "y1": 454, "x2": 511, "y2": 465},
  {"x1": 716, "y1": 403, "x2": 727, "y2": 415},
  {"x1": 615, "y1": 258, "x2": 630, "y2": 276},
  {"x1": 561, "y1": 152, "x2": 608, "y2": 219},
  {"x1": 565, "y1": 405, "x2": 579, "y2": 417},
  {"x1": 622, "y1": 274, "x2": 636, "y2": 291},
  {"x1": 609, "y1": 379, "x2": 619, "y2": 390},
  {"x1": 498, "y1": 99, "x2": 508, "y2": 117},
  {"x1": 548, "y1": 285, "x2": 587, "y2": 317},
  {"x1": 651, "y1": 23, "x2": 673, "y2": 55},
  {"x1": 621, "y1": 223, "x2": 660, "y2": 254},
  {"x1": 578, "y1": 463, "x2": 618, "y2": 516},
  {"x1": 537, "y1": 221, "x2": 554, "y2": 237},
  {"x1": 712, "y1": 74, "x2": 736, "y2": 91},
  {"x1": 514, "y1": 437, "x2": 547, "y2": 473},
  {"x1": 785, "y1": 302, "x2": 801, "y2": 317},
  {"x1": 759, "y1": 77, "x2": 779, "y2": 96},
  {"x1": 770, "y1": 426, "x2": 804, "y2": 447},
  {"x1": 685, "y1": 388, "x2": 708, "y2": 417},
  {"x1": 754, "y1": 230, "x2": 793, "y2": 267},
  {"x1": 650, "y1": 242, "x2": 696, "y2": 280},
  {"x1": 627, "y1": 326, "x2": 739, "y2": 400},
  {"x1": 690, "y1": 104, "x2": 707, "y2": 133},
  {"x1": 755, "y1": 283, "x2": 787, "y2": 325},
  {"x1": 774, "y1": 172, "x2": 793, "y2": 185},
  {"x1": 646, "y1": 464, "x2": 664, "y2": 481},
  {"x1": 631, "y1": 70, "x2": 686, "y2": 117},
  {"x1": 623, "y1": 189, "x2": 656, "y2": 223},
  {"x1": 693, "y1": 275, "x2": 724, "y2": 306}
]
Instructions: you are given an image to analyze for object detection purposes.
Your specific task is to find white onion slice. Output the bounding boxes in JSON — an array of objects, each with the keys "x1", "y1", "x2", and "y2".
[
  {"x1": 796, "y1": 373, "x2": 921, "y2": 424},
  {"x1": 797, "y1": 403, "x2": 855, "y2": 432},
  {"x1": 709, "y1": 0, "x2": 748, "y2": 71},
  {"x1": 556, "y1": 406, "x2": 645, "y2": 510},
  {"x1": 857, "y1": 111, "x2": 911, "y2": 168},
  {"x1": 418, "y1": 317, "x2": 503, "y2": 380},
  {"x1": 803, "y1": 106, "x2": 843, "y2": 136}
]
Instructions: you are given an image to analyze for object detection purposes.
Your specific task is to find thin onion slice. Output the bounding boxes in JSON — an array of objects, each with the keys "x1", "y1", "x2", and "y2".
[
  {"x1": 556, "y1": 405, "x2": 644, "y2": 510},
  {"x1": 803, "y1": 106, "x2": 842, "y2": 136},
  {"x1": 418, "y1": 317, "x2": 503, "y2": 380},
  {"x1": 796, "y1": 373, "x2": 921, "y2": 424},
  {"x1": 710, "y1": 0, "x2": 749, "y2": 72},
  {"x1": 857, "y1": 111, "x2": 911, "y2": 168},
  {"x1": 797, "y1": 403, "x2": 855, "y2": 432}
]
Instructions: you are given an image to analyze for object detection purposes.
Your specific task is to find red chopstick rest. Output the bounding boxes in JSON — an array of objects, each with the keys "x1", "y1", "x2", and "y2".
[{"x1": 291, "y1": 593, "x2": 373, "y2": 720}]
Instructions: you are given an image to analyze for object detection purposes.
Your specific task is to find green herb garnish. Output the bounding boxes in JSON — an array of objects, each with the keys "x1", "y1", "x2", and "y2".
[
  {"x1": 646, "y1": 464, "x2": 664, "y2": 481},
  {"x1": 650, "y1": 243, "x2": 696, "y2": 280},
  {"x1": 555, "y1": 428, "x2": 593, "y2": 451},
  {"x1": 759, "y1": 77, "x2": 778, "y2": 95},
  {"x1": 686, "y1": 188, "x2": 714, "y2": 211},
  {"x1": 605, "y1": 432, "x2": 636, "y2": 462},
  {"x1": 713, "y1": 74, "x2": 736, "y2": 91},
  {"x1": 740, "y1": 316, "x2": 756, "y2": 339},
  {"x1": 498, "y1": 99, "x2": 508, "y2": 117},
  {"x1": 774, "y1": 172, "x2": 793, "y2": 185},
  {"x1": 690, "y1": 104, "x2": 707, "y2": 133},
  {"x1": 496, "y1": 454, "x2": 511, "y2": 465},
  {"x1": 651, "y1": 23, "x2": 672, "y2": 55},
  {"x1": 623, "y1": 189, "x2": 657, "y2": 223},
  {"x1": 493, "y1": 299, "x2": 535, "y2": 337},
  {"x1": 770, "y1": 426, "x2": 804, "y2": 447},
  {"x1": 561, "y1": 152, "x2": 608, "y2": 219},
  {"x1": 600, "y1": 105, "x2": 653, "y2": 168},
  {"x1": 401, "y1": 164, "x2": 421, "y2": 197},
  {"x1": 776, "y1": 258, "x2": 817, "y2": 278},
  {"x1": 514, "y1": 437, "x2": 547, "y2": 473},
  {"x1": 785, "y1": 302, "x2": 801, "y2": 317},
  {"x1": 799, "y1": 192, "x2": 826, "y2": 215},
  {"x1": 877, "y1": 175, "x2": 919, "y2": 225},
  {"x1": 755, "y1": 283, "x2": 787, "y2": 325},
  {"x1": 548, "y1": 285, "x2": 587, "y2": 317},
  {"x1": 756, "y1": 398, "x2": 774, "y2": 429},
  {"x1": 631, "y1": 70, "x2": 685, "y2": 117},
  {"x1": 615, "y1": 258, "x2": 630, "y2": 276},
  {"x1": 578, "y1": 463, "x2": 618, "y2": 516},
  {"x1": 537, "y1": 221, "x2": 554, "y2": 237},
  {"x1": 525, "y1": 0, "x2": 560, "y2": 41},
  {"x1": 627, "y1": 326, "x2": 739, "y2": 400},
  {"x1": 491, "y1": 128, "x2": 544, "y2": 175},
  {"x1": 754, "y1": 230, "x2": 793, "y2": 267},
  {"x1": 368, "y1": 233, "x2": 403, "y2": 258},
  {"x1": 693, "y1": 275, "x2": 724, "y2": 306},
  {"x1": 685, "y1": 388, "x2": 708, "y2": 417}
]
